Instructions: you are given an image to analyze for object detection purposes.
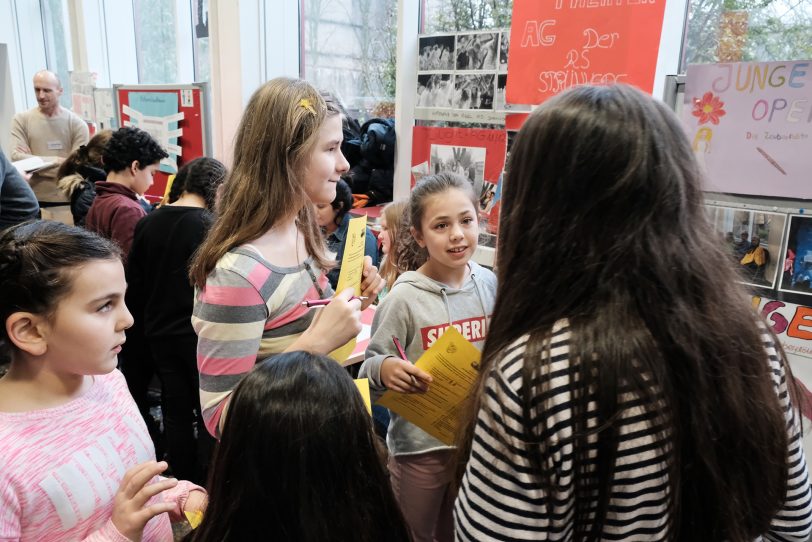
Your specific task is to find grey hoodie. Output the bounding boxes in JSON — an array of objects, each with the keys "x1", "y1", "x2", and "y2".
[{"x1": 360, "y1": 261, "x2": 497, "y2": 456}]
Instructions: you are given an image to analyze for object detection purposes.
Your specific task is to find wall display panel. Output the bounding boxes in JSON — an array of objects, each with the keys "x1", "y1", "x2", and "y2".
[
  {"x1": 705, "y1": 205, "x2": 787, "y2": 290},
  {"x1": 415, "y1": 29, "x2": 530, "y2": 124},
  {"x1": 506, "y1": 0, "x2": 666, "y2": 105},
  {"x1": 779, "y1": 215, "x2": 812, "y2": 297},
  {"x1": 412, "y1": 126, "x2": 506, "y2": 241},
  {"x1": 684, "y1": 61, "x2": 812, "y2": 199},
  {"x1": 115, "y1": 83, "x2": 209, "y2": 201},
  {"x1": 756, "y1": 295, "x2": 812, "y2": 438}
]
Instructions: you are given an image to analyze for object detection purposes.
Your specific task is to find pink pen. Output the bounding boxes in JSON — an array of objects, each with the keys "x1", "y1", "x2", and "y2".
[
  {"x1": 393, "y1": 335, "x2": 418, "y2": 386},
  {"x1": 301, "y1": 296, "x2": 367, "y2": 308}
]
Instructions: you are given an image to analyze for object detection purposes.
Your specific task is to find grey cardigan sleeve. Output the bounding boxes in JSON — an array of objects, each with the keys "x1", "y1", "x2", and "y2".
[{"x1": 0, "y1": 149, "x2": 39, "y2": 229}]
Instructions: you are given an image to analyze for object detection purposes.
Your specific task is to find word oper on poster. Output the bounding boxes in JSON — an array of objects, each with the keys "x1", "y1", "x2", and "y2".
[
  {"x1": 506, "y1": 0, "x2": 666, "y2": 105},
  {"x1": 684, "y1": 61, "x2": 812, "y2": 199}
]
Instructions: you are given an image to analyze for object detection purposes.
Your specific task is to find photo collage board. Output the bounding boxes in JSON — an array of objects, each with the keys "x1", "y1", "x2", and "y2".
[
  {"x1": 705, "y1": 205, "x2": 812, "y2": 297},
  {"x1": 416, "y1": 29, "x2": 531, "y2": 122}
]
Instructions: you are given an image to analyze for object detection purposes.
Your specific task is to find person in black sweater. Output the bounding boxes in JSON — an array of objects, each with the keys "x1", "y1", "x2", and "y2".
[{"x1": 127, "y1": 157, "x2": 226, "y2": 484}]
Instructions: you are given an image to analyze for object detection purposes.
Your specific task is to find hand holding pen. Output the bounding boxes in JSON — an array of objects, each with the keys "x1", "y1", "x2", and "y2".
[
  {"x1": 301, "y1": 296, "x2": 367, "y2": 308},
  {"x1": 380, "y1": 335, "x2": 432, "y2": 393},
  {"x1": 298, "y1": 288, "x2": 362, "y2": 354}
]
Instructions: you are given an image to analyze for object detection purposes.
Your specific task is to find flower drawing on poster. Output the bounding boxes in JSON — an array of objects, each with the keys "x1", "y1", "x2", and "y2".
[
  {"x1": 683, "y1": 61, "x2": 812, "y2": 199},
  {"x1": 692, "y1": 92, "x2": 727, "y2": 125}
]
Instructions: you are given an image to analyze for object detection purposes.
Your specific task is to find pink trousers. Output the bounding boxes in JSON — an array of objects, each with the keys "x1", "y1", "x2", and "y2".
[{"x1": 388, "y1": 450, "x2": 456, "y2": 542}]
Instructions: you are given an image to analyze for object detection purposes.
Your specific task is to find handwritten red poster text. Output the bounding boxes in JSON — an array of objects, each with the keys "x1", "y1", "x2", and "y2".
[{"x1": 506, "y1": 0, "x2": 667, "y2": 105}]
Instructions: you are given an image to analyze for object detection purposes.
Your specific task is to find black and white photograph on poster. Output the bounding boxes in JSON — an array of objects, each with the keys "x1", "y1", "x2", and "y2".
[
  {"x1": 430, "y1": 144, "x2": 486, "y2": 196},
  {"x1": 417, "y1": 74, "x2": 454, "y2": 108},
  {"x1": 454, "y1": 75, "x2": 494, "y2": 110},
  {"x1": 455, "y1": 32, "x2": 498, "y2": 71},
  {"x1": 499, "y1": 31, "x2": 509, "y2": 73},
  {"x1": 779, "y1": 215, "x2": 812, "y2": 295},
  {"x1": 418, "y1": 35, "x2": 455, "y2": 71},
  {"x1": 705, "y1": 205, "x2": 787, "y2": 289},
  {"x1": 479, "y1": 181, "x2": 497, "y2": 213},
  {"x1": 495, "y1": 74, "x2": 507, "y2": 110}
]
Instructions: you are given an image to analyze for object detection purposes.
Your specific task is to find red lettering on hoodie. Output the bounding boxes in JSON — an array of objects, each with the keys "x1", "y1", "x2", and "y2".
[{"x1": 420, "y1": 315, "x2": 490, "y2": 349}]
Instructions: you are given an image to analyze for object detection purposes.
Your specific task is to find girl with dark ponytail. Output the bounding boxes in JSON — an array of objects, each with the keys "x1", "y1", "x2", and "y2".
[{"x1": 56, "y1": 129, "x2": 112, "y2": 226}]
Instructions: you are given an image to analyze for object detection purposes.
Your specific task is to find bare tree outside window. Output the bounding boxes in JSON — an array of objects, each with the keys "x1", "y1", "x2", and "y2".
[
  {"x1": 40, "y1": 0, "x2": 72, "y2": 107},
  {"x1": 302, "y1": 0, "x2": 397, "y2": 120},
  {"x1": 422, "y1": 0, "x2": 513, "y2": 33},
  {"x1": 684, "y1": 0, "x2": 812, "y2": 67},
  {"x1": 133, "y1": 0, "x2": 179, "y2": 84}
]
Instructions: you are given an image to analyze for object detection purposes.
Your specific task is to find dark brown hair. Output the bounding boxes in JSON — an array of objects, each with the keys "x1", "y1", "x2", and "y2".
[
  {"x1": 458, "y1": 84, "x2": 796, "y2": 541},
  {"x1": 186, "y1": 351, "x2": 410, "y2": 542},
  {"x1": 0, "y1": 221, "x2": 120, "y2": 357},
  {"x1": 396, "y1": 172, "x2": 477, "y2": 272},
  {"x1": 56, "y1": 129, "x2": 112, "y2": 180}
]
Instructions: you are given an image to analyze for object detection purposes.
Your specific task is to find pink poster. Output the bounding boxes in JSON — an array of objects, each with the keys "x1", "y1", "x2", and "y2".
[{"x1": 683, "y1": 61, "x2": 812, "y2": 199}]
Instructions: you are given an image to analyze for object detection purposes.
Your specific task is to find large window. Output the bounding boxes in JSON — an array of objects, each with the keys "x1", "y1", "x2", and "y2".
[
  {"x1": 421, "y1": 0, "x2": 512, "y2": 33},
  {"x1": 301, "y1": 0, "x2": 397, "y2": 119},
  {"x1": 133, "y1": 0, "x2": 179, "y2": 83},
  {"x1": 683, "y1": 0, "x2": 812, "y2": 68},
  {"x1": 40, "y1": 0, "x2": 72, "y2": 106},
  {"x1": 191, "y1": 0, "x2": 210, "y2": 82}
]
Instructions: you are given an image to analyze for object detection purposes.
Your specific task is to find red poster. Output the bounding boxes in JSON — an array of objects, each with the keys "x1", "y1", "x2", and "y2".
[
  {"x1": 506, "y1": 0, "x2": 667, "y2": 105},
  {"x1": 411, "y1": 126, "x2": 506, "y2": 236}
]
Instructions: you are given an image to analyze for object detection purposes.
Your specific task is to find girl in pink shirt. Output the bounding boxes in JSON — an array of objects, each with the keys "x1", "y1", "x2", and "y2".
[{"x1": 0, "y1": 220, "x2": 205, "y2": 542}]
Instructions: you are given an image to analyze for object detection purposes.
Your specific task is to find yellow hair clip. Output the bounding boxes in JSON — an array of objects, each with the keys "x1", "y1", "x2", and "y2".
[{"x1": 299, "y1": 98, "x2": 316, "y2": 115}]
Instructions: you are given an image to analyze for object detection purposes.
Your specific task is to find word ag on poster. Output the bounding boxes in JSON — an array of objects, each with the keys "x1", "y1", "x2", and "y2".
[
  {"x1": 683, "y1": 61, "x2": 811, "y2": 199},
  {"x1": 506, "y1": 0, "x2": 666, "y2": 105}
]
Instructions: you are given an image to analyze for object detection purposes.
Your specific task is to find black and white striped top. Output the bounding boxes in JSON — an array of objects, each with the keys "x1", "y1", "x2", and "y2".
[{"x1": 454, "y1": 322, "x2": 812, "y2": 541}]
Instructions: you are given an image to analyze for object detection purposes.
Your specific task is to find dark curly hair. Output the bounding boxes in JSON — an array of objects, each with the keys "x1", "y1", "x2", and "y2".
[
  {"x1": 168, "y1": 157, "x2": 227, "y2": 210},
  {"x1": 102, "y1": 126, "x2": 168, "y2": 173}
]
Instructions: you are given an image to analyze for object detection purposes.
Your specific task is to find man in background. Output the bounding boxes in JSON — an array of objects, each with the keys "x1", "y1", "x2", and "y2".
[{"x1": 10, "y1": 69, "x2": 88, "y2": 221}]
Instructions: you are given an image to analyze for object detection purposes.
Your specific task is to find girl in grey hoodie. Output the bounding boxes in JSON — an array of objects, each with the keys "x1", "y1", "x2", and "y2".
[{"x1": 360, "y1": 173, "x2": 496, "y2": 542}]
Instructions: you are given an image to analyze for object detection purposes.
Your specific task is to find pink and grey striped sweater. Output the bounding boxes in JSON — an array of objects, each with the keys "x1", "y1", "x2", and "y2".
[
  {"x1": 192, "y1": 248, "x2": 332, "y2": 436},
  {"x1": 0, "y1": 370, "x2": 199, "y2": 541}
]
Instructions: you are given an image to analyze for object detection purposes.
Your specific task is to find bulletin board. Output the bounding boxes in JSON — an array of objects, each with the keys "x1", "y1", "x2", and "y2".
[
  {"x1": 505, "y1": 0, "x2": 667, "y2": 105},
  {"x1": 114, "y1": 83, "x2": 211, "y2": 202}
]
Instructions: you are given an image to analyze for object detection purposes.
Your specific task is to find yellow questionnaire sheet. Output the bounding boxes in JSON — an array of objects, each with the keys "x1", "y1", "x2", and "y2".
[
  {"x1": 329, "y1": 215, "x2": 367, "y2": 363},
  {"x1": 184, "y1": 510, "x2": 203, "y2": 529},
  {"x1": 354, "y1": 378, "x2": 372, "y2": 415},
  {"x1": 377, "y1": 326, "x2": 481, "y2": 445}
]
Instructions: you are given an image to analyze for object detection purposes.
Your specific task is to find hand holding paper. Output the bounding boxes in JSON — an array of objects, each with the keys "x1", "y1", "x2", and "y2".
[
  {"x1": 329, "y1": 215, "x2": 368, "y2": 362},
  {"x1": 378, "y1": 326, "x2": 481, "y2": 445},
  {"x1": 359, "y1": 255, "x2": 384, "y2": 310},
  {"x1": 381, "y1": 357, "x2": 432, "y2": 393}
]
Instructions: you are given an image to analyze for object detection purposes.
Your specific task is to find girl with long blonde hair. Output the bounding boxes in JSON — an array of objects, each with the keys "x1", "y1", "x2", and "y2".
[{"x1": 190, "y1": 78, "x2": 383, "y2": 437}]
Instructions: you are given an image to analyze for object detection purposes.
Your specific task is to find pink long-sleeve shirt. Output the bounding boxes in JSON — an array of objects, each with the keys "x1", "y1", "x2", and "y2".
[{"x1": 0, "y1": 370, "x2": 200, "y2": 541}]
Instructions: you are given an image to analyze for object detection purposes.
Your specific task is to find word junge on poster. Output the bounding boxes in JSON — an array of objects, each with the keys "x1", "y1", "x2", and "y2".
[
  {"x1": 506, "y1": 0, "x2": 666, "y2": 104},
  {"x1": 684, "y1": 61, "x2": 811, "y2": 199}
]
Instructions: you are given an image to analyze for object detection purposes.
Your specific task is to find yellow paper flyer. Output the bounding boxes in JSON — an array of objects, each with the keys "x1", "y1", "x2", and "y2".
[
  {"x1": 377, "y1": 326, "x2": 481, "y2": 445},
  {"x1": 329, "y1": 215, "x2": 367, "y2": 363},
  {"x1": 184, "y1": 510, "x2": 203, "y2": 529},
  {"x1": 354, "y1": 378, "x2": 372, "y2": 414}
]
